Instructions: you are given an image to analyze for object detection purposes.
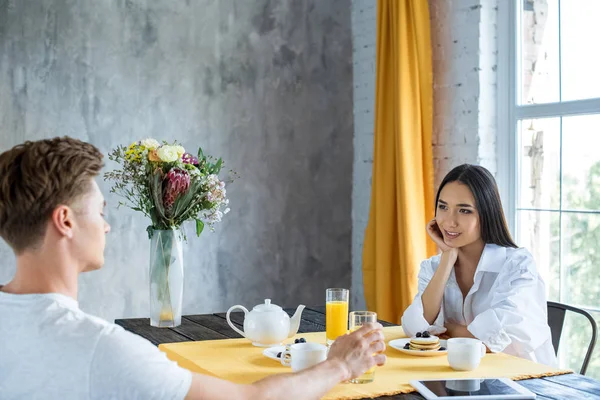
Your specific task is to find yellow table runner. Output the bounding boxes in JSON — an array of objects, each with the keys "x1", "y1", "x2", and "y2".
[{"x1": 159, "y1": 327, "x2": 571, "y2": 399}]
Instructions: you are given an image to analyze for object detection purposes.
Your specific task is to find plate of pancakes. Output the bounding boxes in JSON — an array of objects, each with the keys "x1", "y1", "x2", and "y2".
[{"x1": 389, "y1": 331, "x2": 447, "y2": 357}]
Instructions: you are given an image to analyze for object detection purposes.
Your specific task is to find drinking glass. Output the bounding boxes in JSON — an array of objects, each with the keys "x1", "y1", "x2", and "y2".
[
  {"x1": 349, "y1": 311, "x2": 377, "y2": 384},
  {"x1": 325, "y1": 288, "x2": 349, "y2": 345}
]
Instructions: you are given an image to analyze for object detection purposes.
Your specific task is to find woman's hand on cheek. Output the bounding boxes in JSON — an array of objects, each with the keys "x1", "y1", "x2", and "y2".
[
  {"x1": 427, "y1": 219, "x2": 458, "y2": 266},
  {"x1": 427, "y1": 219, "x2": 452, "y2": 252}
]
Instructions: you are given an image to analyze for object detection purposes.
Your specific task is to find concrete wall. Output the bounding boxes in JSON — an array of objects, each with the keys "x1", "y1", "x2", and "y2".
[
  {"x1": 350, "y1": 0, "x2": 498, "y2": 308},
  {"x1": 350, "y1": 0, "x2": 376, "y2": 310},
  {"x1": 0, "y1": 0, "x2": 353, "y2": 323}
]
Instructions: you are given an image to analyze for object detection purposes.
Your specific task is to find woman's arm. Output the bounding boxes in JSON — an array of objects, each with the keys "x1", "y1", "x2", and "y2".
[
  {"x1": 466, "y1": 252, "x2": 548, "y2": 354},
  {"x1": 420, "y1": 248, "x2": 457, "y2": 324},
  {"x1": 421, "y1": 218, "x2": 458, "y2": 324},
  {"x1": 445, "y1": 321, "x2": 492, "y2": 352},
  {"x1": 401, "y1": 219, "x2": 458, "y2": 335}
]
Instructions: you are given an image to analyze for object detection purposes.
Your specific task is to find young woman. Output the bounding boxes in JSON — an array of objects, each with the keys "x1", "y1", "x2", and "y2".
[{"x1": 401, "y1": 164, "x2": 557, "y2": 367}]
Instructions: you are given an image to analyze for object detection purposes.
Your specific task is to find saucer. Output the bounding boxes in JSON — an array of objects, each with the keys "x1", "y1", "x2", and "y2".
[
  {"x1": 263, "y1": 345, "x2": 287, "y2": 363},
  {"x1": 388, "y1": 338, "x2": 448, "y2": 357}
]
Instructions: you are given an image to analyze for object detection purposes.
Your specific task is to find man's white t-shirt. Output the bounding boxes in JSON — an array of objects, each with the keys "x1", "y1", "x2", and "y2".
[{"x1": 0, "y1": 290, "x2": 193, "y2": 400}]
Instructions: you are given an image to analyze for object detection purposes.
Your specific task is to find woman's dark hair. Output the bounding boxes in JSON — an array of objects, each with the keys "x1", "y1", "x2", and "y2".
[{"x1": 435, "y1": 164, "x2": 517, "y2": 248}]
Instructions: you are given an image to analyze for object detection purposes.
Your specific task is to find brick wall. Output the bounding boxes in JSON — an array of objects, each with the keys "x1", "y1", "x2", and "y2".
[{"x1": 430, "y1": 0, "x2": 498, "y2": 189}]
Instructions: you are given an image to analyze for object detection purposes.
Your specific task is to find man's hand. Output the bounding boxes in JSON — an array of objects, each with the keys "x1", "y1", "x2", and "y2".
[{"x1": 326, "y1": 322, "x2": 387, "y2": 380}]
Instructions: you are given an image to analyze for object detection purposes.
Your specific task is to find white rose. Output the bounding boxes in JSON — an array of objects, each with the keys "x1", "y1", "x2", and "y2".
[
  {"x1": 157, "y1": 145, "x2": 179, "y2": 162},
  {"x1": 141, "y1": 138, "x2": 160, "y2": 149},
  {"x1": 174, "y1": 145, "x2": 185, "y2": 157}
]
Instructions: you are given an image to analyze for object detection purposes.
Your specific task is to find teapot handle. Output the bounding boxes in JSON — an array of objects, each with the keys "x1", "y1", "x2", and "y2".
[{"x1": 226, "y1": 305, "x2": 249, "y2": 338}]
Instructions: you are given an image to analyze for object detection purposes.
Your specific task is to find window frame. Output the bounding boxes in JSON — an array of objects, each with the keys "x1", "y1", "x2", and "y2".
[{"x1": 497, "y1": 0, "x2": 600, "y2": 308}]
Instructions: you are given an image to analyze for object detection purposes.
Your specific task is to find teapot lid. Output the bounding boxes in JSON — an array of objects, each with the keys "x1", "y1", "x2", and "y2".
[{"x1": 252, "y1": 299, "x2": 282, "y2": 312}]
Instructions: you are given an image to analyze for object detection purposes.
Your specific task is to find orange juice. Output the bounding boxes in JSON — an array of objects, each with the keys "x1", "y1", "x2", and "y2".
[
  {"x1": 350, "y1": 326, "x2": 376, "y2": 375},
  {"x1": 349, "y1": 312, "x2": 377, "y2": 383},
  {"x1": 326, "y1": 300, "x2": 349, "y2": 342}
]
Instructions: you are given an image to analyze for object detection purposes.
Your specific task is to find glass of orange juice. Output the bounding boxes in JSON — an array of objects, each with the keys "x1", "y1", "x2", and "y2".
[
  {"x1": 349, "y1": 311, "x2": 377, "y2": 384},
  {"x1": 326, "y1": 288, "x2": 349, "y2": 345}
]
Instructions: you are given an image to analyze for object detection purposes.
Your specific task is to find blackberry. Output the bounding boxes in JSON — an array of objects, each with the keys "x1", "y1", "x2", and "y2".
[
  {"x1": 422, "y1": 332, "x2": 431, "y2": 338},
  {"x1": 416, "y1": 332, "x2": 422, "y2": 338}
]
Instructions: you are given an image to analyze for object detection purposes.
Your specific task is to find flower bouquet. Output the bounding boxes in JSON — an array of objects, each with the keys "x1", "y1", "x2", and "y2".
[{"x1": 104, "y1": 138, "x2": 231, "y2": 327}]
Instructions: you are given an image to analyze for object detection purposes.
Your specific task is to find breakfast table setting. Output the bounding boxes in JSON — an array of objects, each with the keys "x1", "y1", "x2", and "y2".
[
  {"x1": 115, "y1": 290, "x2": 600, "y2": 399},
  {"x1": 106, "y1": 140, "x2": 600, "y2": 398}
]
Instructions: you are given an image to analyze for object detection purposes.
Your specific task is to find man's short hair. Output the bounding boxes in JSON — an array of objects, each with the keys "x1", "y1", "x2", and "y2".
[{"x1": 0, "y1": 137, "x2": 104, "y2": 253}]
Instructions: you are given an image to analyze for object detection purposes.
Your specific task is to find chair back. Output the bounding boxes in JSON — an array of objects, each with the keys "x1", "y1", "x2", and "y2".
[{"x1": 547, "y1": 301, "x2": 598, "y2": 375}]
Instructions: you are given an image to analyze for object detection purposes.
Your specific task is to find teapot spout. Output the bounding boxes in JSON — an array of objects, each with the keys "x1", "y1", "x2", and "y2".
[{"x1": 288, "y1": 304, "x2": 306, "y2": 337}]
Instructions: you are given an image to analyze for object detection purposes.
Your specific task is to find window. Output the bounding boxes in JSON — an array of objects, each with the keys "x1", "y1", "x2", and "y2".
[{"x1": 498, "y1": 0, "x2": 600, "y2": 378}]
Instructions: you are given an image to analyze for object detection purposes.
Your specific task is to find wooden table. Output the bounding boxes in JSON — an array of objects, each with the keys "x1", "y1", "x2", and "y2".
[{"x1": 116, "y1": 306, "x2": 600, "y2": 400}]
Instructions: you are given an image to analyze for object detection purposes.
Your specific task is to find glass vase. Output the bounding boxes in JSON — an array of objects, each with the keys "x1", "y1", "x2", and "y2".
[{"x1": 149, "y1": 228, "x2": 184, "y2": 328}]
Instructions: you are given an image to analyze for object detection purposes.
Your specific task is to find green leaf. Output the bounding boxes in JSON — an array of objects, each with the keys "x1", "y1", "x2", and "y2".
[
  {"x1": 197, "y1": 147, "x2": 204, "y2": 160},
  {"x1": 214, "y1": 158, "x2": 223, "y2": 174},
  {"x1": 195, "y1": 219, "x2": 204, "y2": 236},
  {"x1": 149, "y1": 169, "x2": 167, "y2": 223},
  {"x1": 171, "y1": 179, "x2": 197, "y2": 218}
]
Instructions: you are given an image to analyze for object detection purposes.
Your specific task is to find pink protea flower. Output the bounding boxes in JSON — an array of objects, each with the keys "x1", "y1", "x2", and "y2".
[
  {"x1": 163, "y1": 168, "x2": 190, "y2": 212},
  {"x1": 182, "y1": 152, "x2": 198, "y2": 165}
]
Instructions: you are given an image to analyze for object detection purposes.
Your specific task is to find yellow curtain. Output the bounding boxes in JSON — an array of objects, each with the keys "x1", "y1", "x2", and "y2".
[{"x1": 362, "y1": 0, "x2": 436, "y2": 324}]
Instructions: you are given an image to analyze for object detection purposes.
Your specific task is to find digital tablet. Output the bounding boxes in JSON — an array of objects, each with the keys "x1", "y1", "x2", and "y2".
[{"x1": 409, "y1": 378, "x2": 536, "y2": 400}]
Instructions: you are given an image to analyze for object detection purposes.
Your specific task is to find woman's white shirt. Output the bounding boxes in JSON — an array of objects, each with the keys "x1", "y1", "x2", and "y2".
[{"x1": 401, "y1": 244, "x2": 558, "y2": 367}]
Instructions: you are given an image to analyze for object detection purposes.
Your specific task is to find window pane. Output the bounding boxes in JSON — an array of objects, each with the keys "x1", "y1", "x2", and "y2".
[
  {"x1": 562, "y1": 114, "x2": 600, "y2": 210},
  {"x1": 561, "y1": 212, "x2": 600, "y2": 380},
  {"x1": 558, "y1": 310, "x2": 599, "y2": 379},
  {"x1": 562, "y1": 212, "x2": 600, "y2": 309},
  {"x1": 518, "y1": 118, "x2": 560, "y2": 209},
  {"x1": 520, "y1": 0, "x2": 560, "y2": 104},
  {"x1": 517, "y1": 210, "x2": 560, "y2": 301},
  {"x1": 560, "y1": 1, "x2": 600, "y2": 101}
]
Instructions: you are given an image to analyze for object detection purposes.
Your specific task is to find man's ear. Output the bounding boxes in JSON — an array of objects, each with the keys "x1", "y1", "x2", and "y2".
[{"x1": 51, "y1": 205, "x2": 75, "y2": 239}]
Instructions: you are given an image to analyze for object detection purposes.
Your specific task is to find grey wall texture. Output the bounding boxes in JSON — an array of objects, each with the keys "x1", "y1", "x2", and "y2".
[
  {"x1": 0, "y1": 0, "x2": 353, "y2": 323},
  {"x1": 350, "y1": 0, "x2": 375, "y2": 311}
]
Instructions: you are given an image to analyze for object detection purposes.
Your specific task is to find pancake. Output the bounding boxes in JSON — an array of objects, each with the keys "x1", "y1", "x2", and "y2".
[
  {"x1": 410, "y1": 336, "x2": 439, "y2": 345},
  {"x1": 409, "y1": 342, "x2": 441, "y2": 351},
  {"x1": 408, "y1": 331, "x2": 440, "y2": 352}
]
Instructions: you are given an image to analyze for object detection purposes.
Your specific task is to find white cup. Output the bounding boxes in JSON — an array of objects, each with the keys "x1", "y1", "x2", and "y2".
[
  {"x1": 280, "y1": 342, "x2": 328, "y2": 372},
  {"x1": 447, "y1": 338, "x2": 486, "y2": 371}
]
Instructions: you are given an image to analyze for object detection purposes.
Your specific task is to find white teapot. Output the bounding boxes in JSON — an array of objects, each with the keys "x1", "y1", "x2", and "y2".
[{"x1": 226, "y1": 299, "x2": 305, "y2": 347}]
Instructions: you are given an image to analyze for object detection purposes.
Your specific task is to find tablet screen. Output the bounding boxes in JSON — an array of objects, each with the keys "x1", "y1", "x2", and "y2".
[{"x1": 418, "y1": 379, "x2": 522, "y2": 397}]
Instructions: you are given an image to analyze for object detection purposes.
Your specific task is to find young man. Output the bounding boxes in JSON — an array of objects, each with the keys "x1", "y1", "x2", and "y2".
[{"x1": 0, "y1": 137, "x2": 386, "y2": 400}]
